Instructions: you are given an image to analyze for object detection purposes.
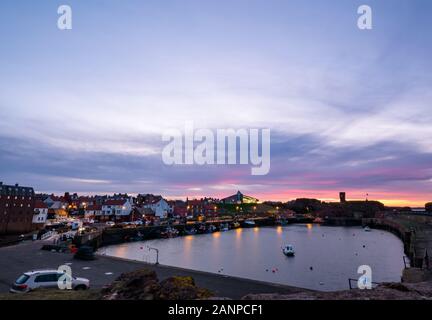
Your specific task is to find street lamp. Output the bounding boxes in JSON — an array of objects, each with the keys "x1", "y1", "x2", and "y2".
[{"x1": 148, "y1": 246, "x2": 159, "y2": 265}]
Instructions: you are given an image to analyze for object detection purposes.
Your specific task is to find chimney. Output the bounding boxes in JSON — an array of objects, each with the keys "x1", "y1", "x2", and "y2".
[{"x1": 339, "y1": 192, "x2": 346, "y2": 203}]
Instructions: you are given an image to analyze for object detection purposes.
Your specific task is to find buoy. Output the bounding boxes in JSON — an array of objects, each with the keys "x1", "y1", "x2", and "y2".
[
  {"x1": 363, "y1": 245, "x2": 366, "y2": 248},
  {"x1": 310, "y1": 266, "x2": 313, "y2": 271},
  {"x1": 266, "y1": 269, "x2": 269, "y2": 272}
]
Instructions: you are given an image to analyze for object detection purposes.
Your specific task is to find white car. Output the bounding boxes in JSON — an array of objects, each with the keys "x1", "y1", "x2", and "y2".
[
  {"x1": 10, "y1": 270, "x2": 90, "y2": 293},
  {"x1": 105, "y1": 221, "x2": 115, "y2": 227}
]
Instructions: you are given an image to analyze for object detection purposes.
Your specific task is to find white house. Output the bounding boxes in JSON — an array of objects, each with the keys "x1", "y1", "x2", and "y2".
[
  {"x1": 102, "y1": 198, "x2": 133, "y2": 220},
  {"x1": 33, "y1": 201, "x2": 48, "y2": 225},
  {"x1": 84, "y1": 205, "x2": 102, "y2": 219},
  {"x1": 143, "y1": 197, "x2": 170, "y2": 219}
]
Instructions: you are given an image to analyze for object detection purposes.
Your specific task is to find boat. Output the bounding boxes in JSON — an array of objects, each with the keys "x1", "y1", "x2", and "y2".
[
  {"x1": 197, "y1": 224, "x2": 207, "y2": 234},
  {"x1": 184, "y1": 228, "x2": 197, "y2": 235},
  {"x1": 313, "y1": 217, "x2": 324, "y2": 224},
  {"x1": 364, "y1": 226, "x2": 371, "y2": 232},
  {"x1": 207, "y1": 224, "x2": 217, "y2": 233},
  {"x1": 242, "y1": 220, "x2": 256, "y2": 228},
  {"x1": 276, "y1": 219, "x2": 288, "y2": 226},
  {"x1": 160, "y1": 227, "x2": 179, "y2": 238},
  {"x1": 282, "y1": 244, "x2": 295, "y2": 257},
  {"x1": 231, "y1": 222, "x2": 241, "y2": 229},
  {"x1": 219, "y1": 223, "x2": 229, "y2": 232}
]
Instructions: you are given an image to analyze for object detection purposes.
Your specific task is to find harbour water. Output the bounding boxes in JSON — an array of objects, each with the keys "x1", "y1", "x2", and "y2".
[{"x1": 99, "y1": 224, "x2": 406, "y2": 291}]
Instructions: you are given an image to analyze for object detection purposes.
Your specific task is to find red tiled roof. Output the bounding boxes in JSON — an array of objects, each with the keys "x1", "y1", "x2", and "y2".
[
  {"x1": 104, "y1": 200, "x2": 126, "y2": 206},
  {"x1": 86, "y1": 205, "x2": 102, "y2": 211},
  {"x1": 35, "y1": 201, "x2": 48, "y2": 209}
]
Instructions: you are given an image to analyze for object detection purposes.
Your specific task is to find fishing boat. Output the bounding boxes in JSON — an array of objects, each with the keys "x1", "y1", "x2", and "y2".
[
  {"x1": 231, "y1": 222, "x2": 241, "y2": 229},
  {"x1": 364, "y1": 226, "x2": 371, "y2": 232},
  {"x1": 242, "y1": 219, "x2": 256, "y2": 228},
  {"x1": 313, "y1": 217, "x2": 324, "y2": 224},
  {"x1": 184, "y1": 228, "x2": 197, "y2": 235},
  {"x1": 207, "y1": 224, "x2": 217, "y2": 233},
  {"x1": 160, "y1": 227, "x2": 179, "y2": 238},
  {"x1": 197, "y1": 224, "x2": 207, "y2": 234},
  {"x1": 219, "y1": 223, "x2": 229, "y2": 232},
  {"x1": 276, "y1": 219, "x2": 288, "y2": 226},
  {"x1": 282, "y1": 244, "x2": 295, "y2": 257}
]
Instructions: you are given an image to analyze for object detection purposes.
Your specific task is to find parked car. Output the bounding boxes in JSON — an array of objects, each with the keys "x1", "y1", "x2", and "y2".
[
  {"x1": 10, "y1": 270, "x2": 90, "y2": 293},
  {"x1": 105, "y1": 221, "x2": 115, "y2": 227},
  {"x1": 74, "y1": 246, "x2": 96, "y2": 260}
]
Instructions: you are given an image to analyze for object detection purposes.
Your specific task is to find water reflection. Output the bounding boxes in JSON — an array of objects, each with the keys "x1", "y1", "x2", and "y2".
[{"x1": 101, "y1": 225, "x2": 405, "y2": 291}]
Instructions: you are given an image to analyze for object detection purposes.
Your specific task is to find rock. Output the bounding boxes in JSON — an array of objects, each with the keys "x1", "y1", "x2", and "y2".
[
  {"x1": 242, "y1": 281, "x2": 432, "y2": 300},
  {"x1": 100, "y1": 269, "x2": 213, "y2": 300},
  {"x1": 101, "y1": 269, "x2": 160, "y2": 300},
  {"x1": 158, "y1": 276, "x2": 213, "y2": 300}
]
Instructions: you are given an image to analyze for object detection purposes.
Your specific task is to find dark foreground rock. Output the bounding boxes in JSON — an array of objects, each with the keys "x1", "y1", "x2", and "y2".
[
  {"x1": 242, "y1": 281, "x2": 432, "y2": 300},
  {"x1": 101, "y1": 269, "x2": 213, "y2": 300}
]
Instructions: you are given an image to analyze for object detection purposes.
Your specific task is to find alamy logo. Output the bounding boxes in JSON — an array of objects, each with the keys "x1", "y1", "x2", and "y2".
[
  {"x1": 357, "y1": 5, "x2": 373, "y2": 30},
  {"x1": 357, "y1": 265, "x2": 372, "y2": 289},
  {"x1": 57, "y1": 264, "x2": 73, "y2": 290},
  {"x1": 162, "y1": 122, "x2": 271, "y2": 175},
  {"x1": 58, "y1": 5, "x2": 72, "y2": 30}
]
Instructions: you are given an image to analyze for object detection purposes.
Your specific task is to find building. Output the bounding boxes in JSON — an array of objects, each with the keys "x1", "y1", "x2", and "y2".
[
  {"x1": 143, "y1": 197, "x2": 171, "y2": 219},
  {"x1": 221, "y1": 191, "x2": 258, "y2": 204},
  {"x1": 43, "y1": 195, "x2": 68, "y2": 218},
  {"x1": 32, "y1": 201, "x2": 48, "y2": 228},
  {"x1": 84, "y1": 205, "x2": 102, "y2": 219},
  {"x1": 0, "y1": 182, "x2": 35, "y2": 234},
  {"x1": 102, "y1": 198, "x2": 133, "y2": 221}
]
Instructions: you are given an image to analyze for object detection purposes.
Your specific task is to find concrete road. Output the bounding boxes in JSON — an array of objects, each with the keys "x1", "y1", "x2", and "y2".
[{"x1": 0, "y1": 240, "x2": 308, "y2": 299}]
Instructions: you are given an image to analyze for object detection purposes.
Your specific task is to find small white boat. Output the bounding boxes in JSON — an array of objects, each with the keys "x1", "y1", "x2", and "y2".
[
  {"x1": 364, "y1": 226, "x2": 371, "y2": 232},
  {"x1": 282, "y1": 244, "x2": 295, "y2": 257}
]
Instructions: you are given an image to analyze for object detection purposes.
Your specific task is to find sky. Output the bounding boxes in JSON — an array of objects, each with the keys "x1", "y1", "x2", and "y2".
[{"x1": 1, "y1": 0, "x2": 432, "y2": 206}]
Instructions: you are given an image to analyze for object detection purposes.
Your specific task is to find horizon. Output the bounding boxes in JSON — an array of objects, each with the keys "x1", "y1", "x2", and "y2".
[
  {"x1": 1, "y1": 0, "x2": 432, "y2": 208},
  {"x1": 21, "y1": 185, "x2": 428, "y2": 207}
]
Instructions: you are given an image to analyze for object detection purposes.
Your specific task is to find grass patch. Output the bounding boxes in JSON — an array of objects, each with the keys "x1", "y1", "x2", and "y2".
[{"x1": 0, "y1": 289, "x2": 101, "y2": 300}]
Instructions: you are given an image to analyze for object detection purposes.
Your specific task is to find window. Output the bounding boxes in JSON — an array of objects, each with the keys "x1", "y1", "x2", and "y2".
[
  {"x1": 16, "y1": 274, "x2": 30, "y2": 284},
  {"x1": 35, "y1": 273, "x2": 58, "y2": 283}
]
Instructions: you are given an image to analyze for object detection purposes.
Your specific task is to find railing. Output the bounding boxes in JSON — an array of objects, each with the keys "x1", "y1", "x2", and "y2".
[
  {"x1": 41, "y1": 231, "x2": 56, "y2": 240},
  {"x1": 348, "y1": 278, "x2": 380, "y2": 290}
]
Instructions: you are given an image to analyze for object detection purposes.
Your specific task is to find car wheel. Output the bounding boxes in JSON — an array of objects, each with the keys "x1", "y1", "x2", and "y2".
[{"x1": 74, "y1": 285, "x2": 87, "y2": 291}]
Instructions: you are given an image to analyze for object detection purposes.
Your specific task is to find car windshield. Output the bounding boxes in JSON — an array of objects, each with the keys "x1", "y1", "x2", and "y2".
[{"x1": 16, "y1": 274, "x2": 30, "y2": 284}]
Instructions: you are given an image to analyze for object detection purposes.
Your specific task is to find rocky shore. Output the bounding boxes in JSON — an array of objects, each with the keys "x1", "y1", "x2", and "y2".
[{"x1": 100, "y1": 268, "x2": 432, "y2": 300}]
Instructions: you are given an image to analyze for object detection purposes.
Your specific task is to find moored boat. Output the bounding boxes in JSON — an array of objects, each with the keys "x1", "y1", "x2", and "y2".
[
  {"x1": 282, "y1": 244, "x2": 295, "y2": 257},
  {"x1": 242, "y1": 219, "x2": 256, "y2": 228},
  {"x1": 231, "y1": 222, "x2": 241, "y2": 229},
  {"x1": 160, "y1": 227, "x2": 179, "y2": 238},
  {"x1": 219, "y1": 223, "x2": 229, "y2": 232},
  {"x1": 184, "y1": 228, "x2": 197, "y2": 235}
]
